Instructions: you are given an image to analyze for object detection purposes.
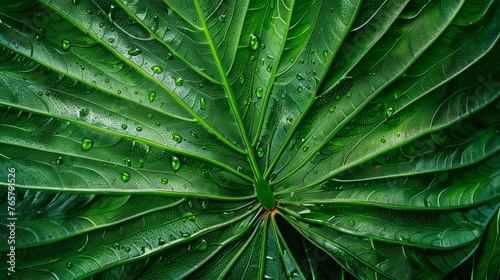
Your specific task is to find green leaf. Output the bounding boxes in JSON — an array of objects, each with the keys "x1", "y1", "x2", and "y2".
[{"x1": 0, "y1": 0, "x2": 498, "y2": 279}]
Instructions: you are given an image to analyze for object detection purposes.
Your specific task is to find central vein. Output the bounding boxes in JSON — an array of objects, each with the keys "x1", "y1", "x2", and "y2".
[{"x1": 194, "y1": 0, "x2": 275, "y2": 209}]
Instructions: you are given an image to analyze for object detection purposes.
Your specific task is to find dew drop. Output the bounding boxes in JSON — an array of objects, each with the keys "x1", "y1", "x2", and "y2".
[
  {"x1": 136, "y1": 126, "x2": 143, "y2": 132},
  {"x1": 108, "y1": 38, "x2": 115, "y2": 43},
  {"x1": 200, "y1": 97, "x2": 206, "y2": 110},
  {"x1": 386, "y1": 107, "x2": 394, "y2": 117},
  {"x1": 105, "y1": 78, "x2": 110, "y2": 83},
  {"x1": 124, "y1": 247, "x2": 130, "y2": 252},
  {"x1": 72, "y1": 0, "x2": 80, "y2": 5},
  {"x1": 250, "y1": 34, "x2": 259, "y2": 50},
  {"x1": 113, "y1": 243, "x2": 120, "y2": 249},
  {"x1": 183, "y1": 212, "x2": 196, "y2": 221},
  {"x1": 66, "y1": 262, "x2": 73, "y2": 269},
  {"x1": 124, "y1": 159, "x2": 131, "y2": 167},
  {"x1": 155, "y1": 121, "x2": 161, "y2": 127},
  {"x1": 62, "y1": 39, "x2": 71, "y2": 51},
  {"x1": 81, "y1": 137, "x2": 93, "y2": 151},
  {"x1": 297, "y1": 86, "x2": 302, "y2": 93},
  {"x1": 158, "y1": 238, "x2": 166, "y2": 246},
  {"x1": 329, "y1": 106, "x2": 336, "y2": 113},
  {"x1": 161, "y1": 178, "x2": 168, "y2": 185},
  {"x1": 346, "y1": 91, "x2": 352, "y2": 98},
  {"x1": 239, "y1": 75, "x2": 245, "y2": 84},
  {"x1": 121, "y1": 124, "x2": 128, "y2": 130},
  {"x1": 380, "y1": 138, "x2": 386, "y2": 144},
  {"x1": 147, "y1": 113, "x2": 153, "y2": 119},
  {"x1": 266, "y1": 63, "x2": 273, "y2": 72},
  {"x1": 171, "y1": 156, "x2": 181, "y2": 171},
  {"x1": 182, "y1": 233, "x2": 191, "y2": 238},
  {"x1": 174, "y1": 76, "x2": 184, "y2": 86},
  {"x1": 172, "y1": 133, "x2": 182, "y2": 143},
  {"x1": 77, "y1": 245, "x2": 85, "y2": 253},
  {"x1": 121, "y1": 171, "x2": 131, "y2": 182},
  {"x1": 56, "y1": 156, "x2": 63, "y2": 165},
  {"x1": 197, "y1": 239, "x2": 208, "y2": 251},
  {"x1": 242, "y1": 99, "x2": 249, "y2": 106},
  {"x1": 128, "y1": 48, "x2": 142, "y2": 56},
  {"x1": 348, "y1": 219, "x2": 355, "y2": 226},
  {"x1": 296, "y1": 73, "x2": 304, "y2": 80},
  {"x1": 190, "y1": 131, "x2": 198, "y2": 138},
  {"x1": 149, "y1": 91, "x2": 156, "y2": 102},
  {"x1": 255, "y1": 87, "x2": 263, "y2": 98},
  {"x1": 192, "y1": 17, "x2": 197, "y2": 21},
  {"x1": 188, "y1": 200, "x2": 193, "y2": 208},
  {"x1": 151, "y1": 65, "x2": 163, "y2": 74},
  {"x1": 219, "y1": 15, "x2": 226, "y2": 22},
  {"x1": 286, "y1": 116, "x2": 293, "y2": 125},
  {"x1": 201, "y1": 201, "x2": 207, "y2": 210},
  {"x1": 323, "y1": 49, "x2": 329, "y2": 58},
  {"x1": 302, "y1": 145, "x2": 309, "y2": 152},
  {"x1": 257, "y1": 148, "x2": 264, "y2": 158},
  {"x1": 165, "y1": 53, "x2": 173, "y2": 60}
]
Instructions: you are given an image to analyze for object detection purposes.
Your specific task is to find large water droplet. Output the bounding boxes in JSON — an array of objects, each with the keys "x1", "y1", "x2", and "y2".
[
  {"x1": 62, "y1": 39, "x2": 71, "y2": 51},
  {"x1": 149, "y1": 91, "x2": 156, "y2": 102},
  {"x1": 121, "y1": 171, "x2": 131, "y2": 182},
  {"x1": 255, "y1": 87, "x2": 263, "y2": 98},
  {"x1": 151, "y1": 66, "x2": 163, "y2": 74},
  {"x1": 172, "y1": 133, "x2": 182, "y2": 143},
  {"x1": 81, "y1": 137, "x2": 93, "y2": 151},
  {"x1": 171, "y1": 156, "x2": 181, "y2": 171},
  {"x1": 348, "y1": 219, "x2": 355, "y2": 226},
  {"x1": 250, "y1": 34, "x2": 258, "y2": 50},
  {"x1": 128, "y1": 48, "x2": 142, "y2": 56},
  {"x1": 200, "y1": 97, "x2": 206, "y2": 110},
  {"x1": 297, "y1": 86, "x2": 302, "y2": 93},
  {"x1": 174, "y1": 76, "x2": 183, "y2": 86},
  {"x1": 197, "y1": 239, "x2": 208, "y2": 251},
  {"x1": 158, "y1": 238, "x2": 166, "y2": 246},
  {"x1": 386, "y1": 107, "x2": 394, "y2": 117},
  {"x1": 257, "y1": 148, "x2": 264, "y2": 158},
  {"x1": 161, "y1": 178, "x2": 168, "y2": 185}
]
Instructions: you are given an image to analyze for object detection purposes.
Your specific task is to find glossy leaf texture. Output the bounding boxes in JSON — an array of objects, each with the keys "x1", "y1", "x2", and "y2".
[{"x1": 0, "y1": 0, "x2": 498, "y2": 279}]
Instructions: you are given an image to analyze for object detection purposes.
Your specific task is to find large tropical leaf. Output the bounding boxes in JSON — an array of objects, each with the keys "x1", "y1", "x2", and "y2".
[{"x1": 0, "y1": 0, "x2": 498, "y2": 279}]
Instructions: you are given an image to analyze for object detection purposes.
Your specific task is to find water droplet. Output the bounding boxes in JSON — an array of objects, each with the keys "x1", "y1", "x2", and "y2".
[
  {"x1": 158, "y1": 238, "x2": 166, "y2": 246},
  {"x1": 174, "y1": 76, "x2": 183, "y2": 86},
  {"x1": 309, "y1": 49, "x2": 314, "y2": 54},
  {"x1": 136, "y1": 127, "x2": 143, "y2": 132},
  {"x1": 121, "y1": 124, "x2": 128, "y2": 130},
  {"x1": 255, "y1": 87, "x2": 263, "y2": 98},
  {"x1": 35, "y1": 29, "x2": 46, "y2": 41},
  {"x1": 151, "y1": 66, "x2": 163, "y2": 74},
  {"x1": 250, "y1": 34, "x2": 258, "y2": 50},
  {"x1": 190, "y1": 131, "x2": 198, "y2": 138},
  {"x1": 239, "y1": 75, "x2": 245, "y2": 84},
  {"x1": 183, "y1": 212, "x2": 196, "y2": 221},
  {"x1": 56, "y1": 156, "x2": 63, "y2": 165},
  {"x1": 380, "y1": 138, "x2": 386, "y2": 144},
  {"x1": 128, "y1": 48, "x2": 142, "y2": 56},
  {"x1": 105, "y1": 78, "x2": 110, "y2": 83},
  {"x1": 323, "y1": 49, "x2": 329, "y2": 58},
  {"x1": 266, "y1": 63, "x2": 273, "y2": 72},
  {"x1": 108, "y1": 38, "x2": 115, "y2": 43},
  {"x1": 386, "y1": 107, "x2": 394, "y2": 117},
  {"x1": 121, "y1": 171, "x2": 131, "y2": 182},
  {"x1": 296, "y1": 73, "x2": 304, "y2": 80},
  {"x1": 124, "y1": 159, "x2": 131, "y2": 167},
  {"x1": 242, "y1": 99, "x2": 249, "y2": 106},
  {"x1": 250, "y1": 55, "x2": 256, "y2": 61},
  {"x1": 124, "y1": 247, "x2": 130, "y2": 252},
  {"x1": 81, "y1": 137, "x2": 93, "y2": 151},
  {"x1": 200, "y1": 97, "x2": 206, "y2": 110},
  {"x1": 172, "y1": 133, "x2": 182, "y2": 143},
  {"x1": 62, "y1": 39, "x2": 71, "y2": 51},
  {"x1": 66, "y1": 262, "x2": 73, "y2": 269},
  {"x1": 188, "y1": 200, "x2": 193, "y2": 208},
  {"x1": 161, "y1": 178, "x2": 168, "y2": 185},
  {"x1": 147, "y1": 113, "x2": 153, "y2": 119},
  {"x1": 348, "y1": 220, "x2": 355, "y2": 226},
  {"x1": 165, "y1": 53, "x2": 173, "y2": 60},
  {"x1": 346, "y1": 91, "x2": 352, "y2": 98},
  {"x1": 171, "y1": 156, "x2": 181, "y2": 171},
  {"x1": 329, "y1": 106, "x2": 336, "y2": 113},
  {"x1": 155, "y1": 121, "x2": 161, "y2": 127},
  {"x1": 257, "y1": 148, "x2": 264, "y2": 158},
  {"x1": 77, "y1": 245, "x2": 85, "y2": 253},
  {"x1": 197, "y1": 239, "x2": 208, "y2": 251},
  {"x1": 182, "y1": 233, "x2": 190, "y2": 238},
  {"x1": 192, "y1": 17, "x2": 197, "y2": 21},
  {"x1": 73, "y1": 0, "x2": 80, "y2": 5},
  {"x1": 201, "y1": 201, "x2": 207, "y2": 210},
  {"x1": 297, "y1": 86, "x2": 302, "y2": 93},
  {"x1": 219, "y1": 15, "x2": 226, "y2": 22},
  {"x1": 149, "y1": 91, "x2": 156, "y2": 102},
  {"x1": 113, "y1": 243, "x2": 119, "y2": 249},
  {"x1": 302, "y1": 145, "x2": 309, "y2": 152},
  {"x1": 286, "y1": 116, "x2": 293, "y2": 125}
]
